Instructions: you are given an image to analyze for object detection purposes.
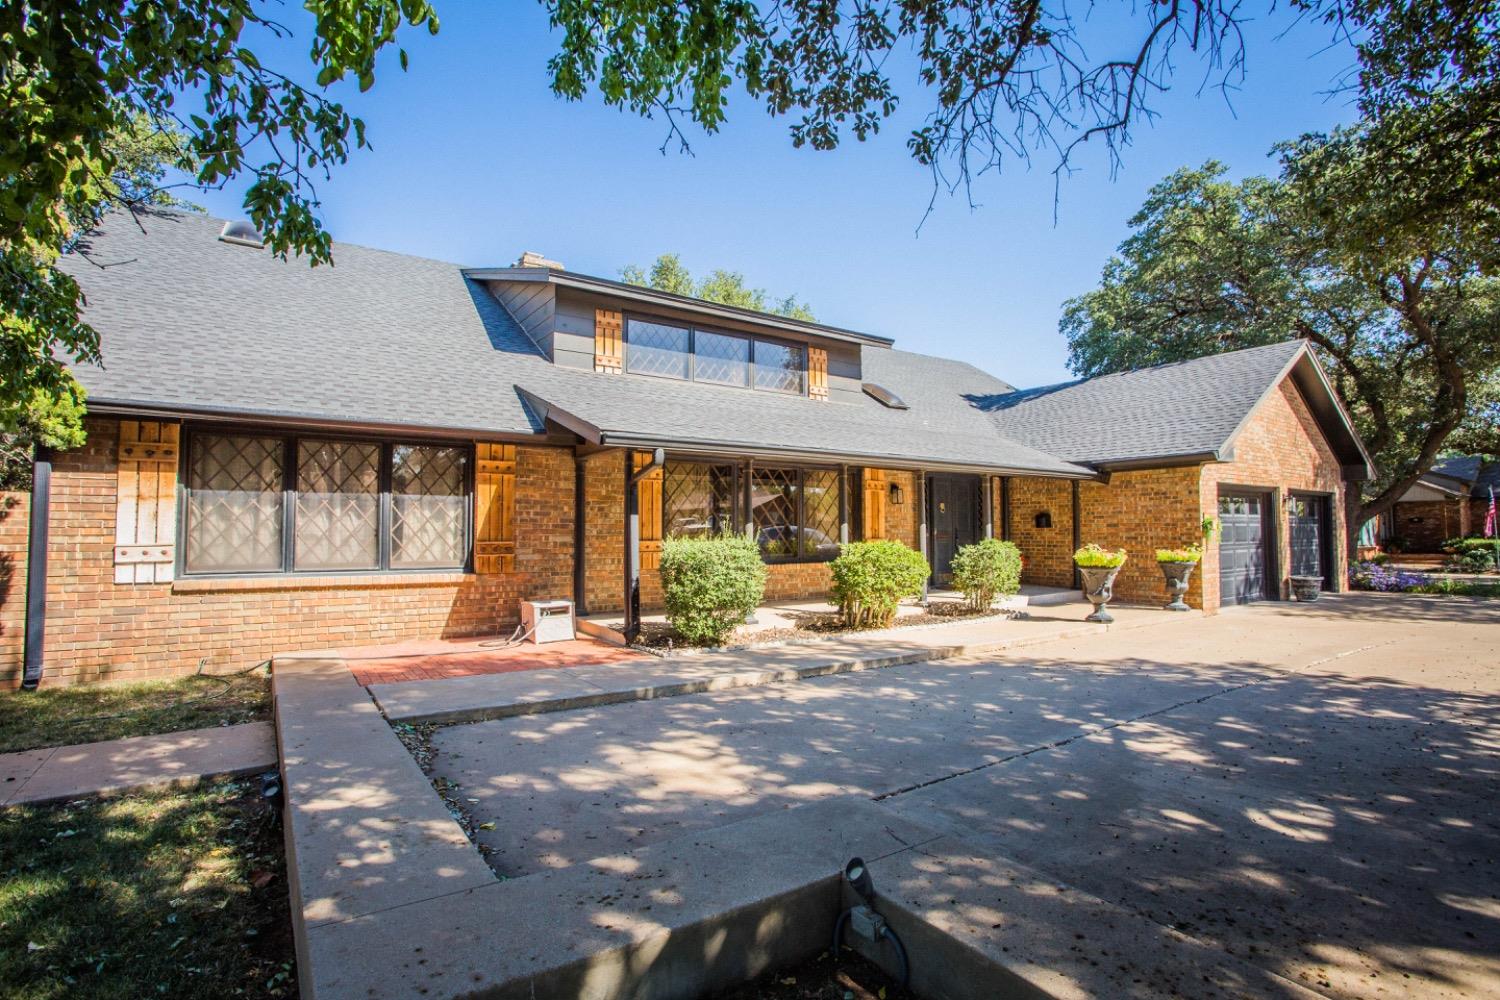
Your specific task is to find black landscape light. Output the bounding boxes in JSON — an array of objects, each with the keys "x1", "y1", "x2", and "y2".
[
  {"x1": 834, "y1": 856, "x2": 909, "y2": 986},
  {"x1": 845, "y1": 856, "x2": 876, "y2": 905}
]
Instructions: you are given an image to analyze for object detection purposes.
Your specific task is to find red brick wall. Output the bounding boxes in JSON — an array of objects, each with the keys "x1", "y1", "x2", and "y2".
[
  {"x1": 1199, "y1": 379, "x2": 1347, "y2": 613},
  {"x1": 4, "y1": 418, "x2": 575, "y2": 688},
  {"x1": 0, "y1": 492, "x2": 28, "y2": 679},
  {"x1": 1007, "y1": 477, "x2": 1074, "y2": 588},
  {"x1": 1392, "y1": 500, "x2": 1466, "y2": 551},
  {"x1": 1078, "y1": 467, "x2": 1206, "y2": 607}
]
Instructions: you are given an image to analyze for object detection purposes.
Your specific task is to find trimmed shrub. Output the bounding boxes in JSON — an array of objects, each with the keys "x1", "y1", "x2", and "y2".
[
  {"x1": 660, "y1": 534, "x2": 767, "y2": 646},
  {"x1": 830, "y1": 540, "x2": 930, "y2": 629},
  {"x1": 1441, "y1": 537, "x2": 1500, "y2": 569},
  {"x1": 950, "y1": 539, "x2": 1022, "y2": 611},
  {"x1": 1073, "y1": 543, "x2": 1127, "y2": 569}
]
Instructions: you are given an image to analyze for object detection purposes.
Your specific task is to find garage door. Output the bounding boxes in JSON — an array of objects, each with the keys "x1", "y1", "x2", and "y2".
[
  {"x1": 1219, "y1": 492, "x2": 1267, "y2": 604},
  {"x1": 1288, "y1": 495, "x2": 1325, "y2": 586}
]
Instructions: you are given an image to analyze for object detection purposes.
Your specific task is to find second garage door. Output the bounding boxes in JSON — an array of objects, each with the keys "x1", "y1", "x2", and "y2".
[{"x1": 1219, "y1": 492, "x2": 1268, "y2": 604}]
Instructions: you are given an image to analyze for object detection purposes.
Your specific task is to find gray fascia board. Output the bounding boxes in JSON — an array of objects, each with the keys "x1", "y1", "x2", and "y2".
[
  {"x1": 1291, "y1": 352, "x2": 1377, "y2": 479},
  {"x1": 514, "y1": 388, "x2": 602, "y2": 444},
  {"x1": 83, "y1": 399, "x2": 552, "y2": 442},
  {"x1": 1094, "y1": 450, "x2": 1221, "y2": 472},
  {"x1": 463, "y1": 267, "x2": 894, "y2": 347},
  {"x1": 595, "y1": 429, "x2": 1099, "y2": 479}
]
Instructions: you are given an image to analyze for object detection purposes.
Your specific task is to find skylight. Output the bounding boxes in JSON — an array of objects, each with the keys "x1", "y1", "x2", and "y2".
[
  {"x1": 863, "y1": 382, "x2": 909, "y2": 409},
  {"x1": 218, "y1": 220, "x2": 265, "y2": 249}
]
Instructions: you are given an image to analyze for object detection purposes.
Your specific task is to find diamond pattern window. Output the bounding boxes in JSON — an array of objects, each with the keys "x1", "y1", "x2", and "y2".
[
  {"x1": 664, "y1": 462, "x2": 736, "y2": 538},
  {"x1": 754, "y1": 339, "x2": 806, "y2": 394},
  {"x1": 627, "y1": 319, "x2": 691, "y2": 379},
  {"x1": 801, "y1": 470, "x2": 841, "y2": 559},
  {"x1": 295, "y1": 440, "x2": 380, "y2": 571},
  {"x1": 185, "y1": 434, "x2": 286, "y2": 573},
  {"x1": 751, "y1": 468, "x2": 800, "y2": 559},
  {"x1": 391, "y1": 445, "x2": 467, "y2": 569},
  {"x1": 693, "y1": 331, "x2": 750, "y2": 386}
]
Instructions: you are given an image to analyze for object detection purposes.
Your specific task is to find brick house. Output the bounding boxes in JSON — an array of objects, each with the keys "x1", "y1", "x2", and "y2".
[
  {"x1": 1, "y1": 211, "x2": 1372, "y2": 687},
  {"x1": 1389, "y1": 456, "x2": 1499, "y2": 552}
]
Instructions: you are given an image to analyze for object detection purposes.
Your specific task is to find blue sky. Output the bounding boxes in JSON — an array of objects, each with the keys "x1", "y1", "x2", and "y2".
[{"x1": 182, "y1": 4, "x2": 1362, "y2": 388}]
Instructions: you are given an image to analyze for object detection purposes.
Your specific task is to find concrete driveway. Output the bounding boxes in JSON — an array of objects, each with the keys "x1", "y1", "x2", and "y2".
[{"x1": 430, "y1": 595, "x2": 1500, "y2": 998}]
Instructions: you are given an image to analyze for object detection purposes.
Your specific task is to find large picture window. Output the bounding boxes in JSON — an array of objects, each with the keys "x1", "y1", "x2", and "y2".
[
  {"x1": 625, "y1": 316, "x2": 809, "y2": 395},
  {"x1": 184, "y1": 431, "x2": 471, "y2": 576},
  {"x1": 750, "y1": 466, "x2": 841, "y2": 562}
]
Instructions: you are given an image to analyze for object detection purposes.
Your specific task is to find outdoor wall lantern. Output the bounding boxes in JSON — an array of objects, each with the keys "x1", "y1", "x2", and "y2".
[
  {"x1": 888, "y1": 482, "x2": 905, "y2": 505},
  {"x1": 1035, "y1": 511, "x2": 1053, "y2": 529}
]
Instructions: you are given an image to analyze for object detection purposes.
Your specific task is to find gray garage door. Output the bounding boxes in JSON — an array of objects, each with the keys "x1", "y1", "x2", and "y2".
[
  {"x1": 1288, "y1": 495, "x2": 1325, "y2": 586},
  {"x1": 1219, "y1": 492, "x2": 1267, "y2": 604}
]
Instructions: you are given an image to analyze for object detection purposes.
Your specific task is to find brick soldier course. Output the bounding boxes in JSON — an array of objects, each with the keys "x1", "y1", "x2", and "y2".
[{"x1": 4, "y1": 210, "x2": 1373, "y2": 686}]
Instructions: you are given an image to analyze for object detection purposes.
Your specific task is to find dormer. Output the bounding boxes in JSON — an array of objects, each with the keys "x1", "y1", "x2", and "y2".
[{"x1": 466, "y1": 259, "x2": 892, "y2": 404}]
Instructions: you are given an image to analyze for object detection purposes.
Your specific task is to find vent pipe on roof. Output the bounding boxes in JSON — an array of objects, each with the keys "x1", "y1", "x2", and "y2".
[
  {"x1": 218, "y1": 220, "x2": 265, "y2": 248},
  {"x1": 516, "y1": 250, "x2": 565, "y2": 270}
]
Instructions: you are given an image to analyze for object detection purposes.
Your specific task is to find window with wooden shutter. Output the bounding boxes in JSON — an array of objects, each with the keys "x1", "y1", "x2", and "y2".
[
  {"x1": 115, "y1": 421, "x2": 180, "y2": 583},
  {"x1": 862, "y1": 469, "x2": 887, "y2": 540},
  {"x1": 595, "y1": 309, "x2": 623, "y2": 373},
  {"x1": 808, "y1": 347, "x2": 829, "y2": 400},
  {"x1": 474, "y1": 443, "x2": 516, "y2": 573},
  {"x1": 634, "y1": 451, "x2": 664, "y2": 570}
]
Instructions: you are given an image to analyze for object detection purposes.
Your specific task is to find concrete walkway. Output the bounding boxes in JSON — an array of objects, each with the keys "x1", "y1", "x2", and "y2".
[
  {"x1": 0, "y1": 721, "x2": 277, "y2": 807},
  {"x1": 371, "y1": 602, "x2": 1188, "y2": 725}
]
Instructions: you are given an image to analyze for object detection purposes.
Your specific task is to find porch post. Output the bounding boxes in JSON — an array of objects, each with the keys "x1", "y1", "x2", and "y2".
[
  {"x1": 572, "y1": 455, "x2": 587, "y2": 615},
  {"x1": 622, "y1": 448, "x2": 664, "y2": 643},
  {"x1": 838, "y1": 464, "x2": 850, "y2": 544},
  {"x1": 1070, "y1": 479, "x2": 1082, "y2": 590},
  {"x1": 917, "y1": 470, "x2": 929, "y2": 600},
  {"x1": 22, "y1": 447, "x2": 52, "y2": 690},
  {"x1": 982, "y1": 476, "x2": 995, "y2": 539},
  {"x1": 1000, "y1": 476, "x2": 1012, "y2": 542}
]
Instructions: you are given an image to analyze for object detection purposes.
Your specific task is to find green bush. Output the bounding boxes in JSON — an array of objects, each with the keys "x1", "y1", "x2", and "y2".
[
  {"x1": 950, "y1": 539, "x2": 1022, "y2": 611},
  {"x1": 1441, "y1": 537, "x2": 1500, "y2": 568},
  {"x1": 830, "y1": 540, "x2": 930, "y2": 629},
  {"x1": 1155, "y1": 545, "x2": 1203, "y2": 563},
  {"x1": 1073, "y1": 543, "x2": 1127, "y2": 568},
  {"x1": 659, "y1": 534, "x2": 767, "y2": 646},
  {"x1": 1445, "y1": 548, "x2": 1496, "y2": 574}
]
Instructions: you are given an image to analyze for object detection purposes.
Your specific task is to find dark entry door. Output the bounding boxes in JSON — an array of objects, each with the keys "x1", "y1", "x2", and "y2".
[
  {"x1": 1288, "y1": 494, "x2": 1326, "y2": 586},
  {"x1": 1218, "y1": 491, "x2": 1268, "y2": 604},
  {"x1": 929, "y1": 474, "x2": 981, "y2": 587}
]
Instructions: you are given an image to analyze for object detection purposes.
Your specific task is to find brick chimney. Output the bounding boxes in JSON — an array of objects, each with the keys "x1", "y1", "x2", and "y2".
[{"x1": 515, "y1": 250, "x2": 565, "y2": 270}]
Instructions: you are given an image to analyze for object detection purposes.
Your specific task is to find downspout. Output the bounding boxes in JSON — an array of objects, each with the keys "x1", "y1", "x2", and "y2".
[
  {"x1": 982, "y1": 476, "x2": 995, "y2": 539},
  {"x1": 999, "y1": 476, "x2": 1011, "y2": 542},
  {"x1": 917, "y1": 470, "x2": 929, "y2": 600},
  {"x1": 22, "y1": 448, "x2": 52, "y2": 691},
  {"x1": 838, "y1": 464, "x2": 850, "y2": 544},
  {"x1": 1071, "y1": 480, "x2": 1082, "y2": 590},
  {"x1": 622, "y1": 448, "x2": 664, "y2": 643},
  {"x1": 573, "y1": 455, "x2": 587, "y2": 615}
]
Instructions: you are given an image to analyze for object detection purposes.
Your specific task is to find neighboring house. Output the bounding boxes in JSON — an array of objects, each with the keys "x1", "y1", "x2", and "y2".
[
  {"x1": 1390, "y1": 456, "x2": 1500, "y2": 550},
  {"x1": 0, "y1": 211, "x2": 1373, "y2": 687}
]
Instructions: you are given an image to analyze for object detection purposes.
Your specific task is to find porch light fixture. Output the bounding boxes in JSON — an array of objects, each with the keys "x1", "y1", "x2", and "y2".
[{"x1": 888, "y1": 482, "x2": 905, "y2": 505}]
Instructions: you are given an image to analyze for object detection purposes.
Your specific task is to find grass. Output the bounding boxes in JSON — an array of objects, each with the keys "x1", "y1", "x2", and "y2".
[
  {"x1": 0, "y1": 778, "x2": 295, "y2": 999},
  {"x1": 0, "y1": 672, "x2": 271, "y2": 754}
]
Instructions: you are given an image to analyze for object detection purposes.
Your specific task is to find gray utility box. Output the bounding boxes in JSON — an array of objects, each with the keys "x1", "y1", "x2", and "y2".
[{"x1": 521, "y1": 600, "x2": 575, "y2": 644}]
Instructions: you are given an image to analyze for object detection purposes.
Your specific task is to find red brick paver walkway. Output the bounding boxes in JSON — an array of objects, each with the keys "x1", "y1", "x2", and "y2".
[{"x1": 298, "y1": 636, "x2": 647, "y2": 687}]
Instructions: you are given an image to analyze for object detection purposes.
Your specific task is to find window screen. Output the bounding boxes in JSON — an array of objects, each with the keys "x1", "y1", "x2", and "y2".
[
  {"x1": 185, "y1": 434, "x2": 286, "y2": 573},
  {"x1": 391, "y1": 445, "x2": 468, "y2": 569},
  {"x1": 295, "y1": 439, "x2": 380, "y2": 571}
]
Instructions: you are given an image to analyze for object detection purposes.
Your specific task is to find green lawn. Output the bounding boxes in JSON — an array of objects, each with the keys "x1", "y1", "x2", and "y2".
[
  {"x1": 0, "y1": 672, "x2": 271, "y2": 755},
  {"x1": 0, "y1": 778, "x2": 294, "y2": 999}
]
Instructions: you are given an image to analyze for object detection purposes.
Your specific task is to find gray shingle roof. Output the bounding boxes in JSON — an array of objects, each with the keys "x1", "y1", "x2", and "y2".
[
  {"x1": 62, "y1": 209, "x2": 549, "y2": 436},
  {"x1": 59, "y1": 209, "x2": 1088, "y2": 475},
  {"x1": 976, "y1": 341, "x2": 1308, "y2": 466},
  {"x1": 1428, "y1": 456, "x2": 1500, "y2": 497}
]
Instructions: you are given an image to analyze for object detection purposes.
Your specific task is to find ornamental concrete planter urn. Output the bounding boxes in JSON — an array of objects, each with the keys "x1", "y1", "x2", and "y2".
[
  {"x1": 1078, "y1": 565, "x2": 1122, "y2": 623},
  {"x1": 1074, "y1": 544, "x2": 1128, "y2": 624},
  {"x1": 1159, "y1": 562, "x2": 1196, "y2": 611},
  {"x1": 1290, "y1": 575, "x2": 1323, "y2": 602},
  {"x1": 1154, "y1": 546, "x2": 1202, "y2": 612}
]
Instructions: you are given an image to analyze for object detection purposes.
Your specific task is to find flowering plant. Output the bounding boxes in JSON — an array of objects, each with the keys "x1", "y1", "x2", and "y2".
[{"x1": 1348, "y1": 561, "x2": 1427, "y2": 593}]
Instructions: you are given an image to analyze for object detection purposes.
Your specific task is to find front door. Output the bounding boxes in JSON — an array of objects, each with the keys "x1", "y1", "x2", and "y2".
[
  {"x1": 1218, "y1": 490, "x2": 1270, "y2": 604},
  {"x1": 929, "y1": 474, "x2": 981, "y2": 587}
]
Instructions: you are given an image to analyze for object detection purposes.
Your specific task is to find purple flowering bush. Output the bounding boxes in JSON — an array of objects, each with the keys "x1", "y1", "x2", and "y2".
[{"x1": 1349, "y1": 562, "x2": 1429, "y2": 592}]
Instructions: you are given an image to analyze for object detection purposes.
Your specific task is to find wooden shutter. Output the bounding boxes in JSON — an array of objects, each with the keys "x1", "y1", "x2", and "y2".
[
  {"x1": 808, "y1": 347, "x2": 829, "y2": 400},
  {"x1": 595, "y1": 309, "x2": 624, "y2": 373},
  {"x1": 114, "y1": 421, "x2": 179, "y2": 584},
  {"x1": 862, "y1": 469, "x2": 887, "y2": 541},
  {"x1": 474, "y1": 443, "x2": 517, "y2": 573},
  {"x1": 634, "y1": 450, "x2": 664, "y2": 570}
]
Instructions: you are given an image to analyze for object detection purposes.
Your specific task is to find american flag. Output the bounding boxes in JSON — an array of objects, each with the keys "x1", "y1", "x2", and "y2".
[{"x1": 1486, "y1": 486, "x2": 1497, "y2": 539}]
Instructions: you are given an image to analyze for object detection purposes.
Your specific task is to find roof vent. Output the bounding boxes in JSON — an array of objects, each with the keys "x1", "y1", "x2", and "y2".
[
  {"x1": 515, "y1": 250, "x2": 565, "y2": 270},
  {"x1": 218, "y1": 220, "x2": 265, "y2": 249},
  {"x1": 862, "y1": 382, "x2": 909, "y2": 410}
]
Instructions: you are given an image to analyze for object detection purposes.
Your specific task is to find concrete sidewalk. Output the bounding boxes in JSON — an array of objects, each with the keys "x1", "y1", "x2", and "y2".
[
  {"x1": 369, "y1": 603, "x2": 1193, "y2": 725},
  {"x1": 0, "y1": 721, "x2": 277, "y2": 807}
]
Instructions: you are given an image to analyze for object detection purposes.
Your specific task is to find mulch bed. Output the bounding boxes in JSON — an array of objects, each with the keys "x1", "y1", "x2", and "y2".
[{"x1": 631, "y1": 601, "x2": 1013, "y2": 652}]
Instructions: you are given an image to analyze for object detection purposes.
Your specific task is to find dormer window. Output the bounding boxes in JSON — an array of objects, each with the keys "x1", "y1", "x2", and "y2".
[{"x1": 625, "y1": 316, "x2": 807, "y2": 395}]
